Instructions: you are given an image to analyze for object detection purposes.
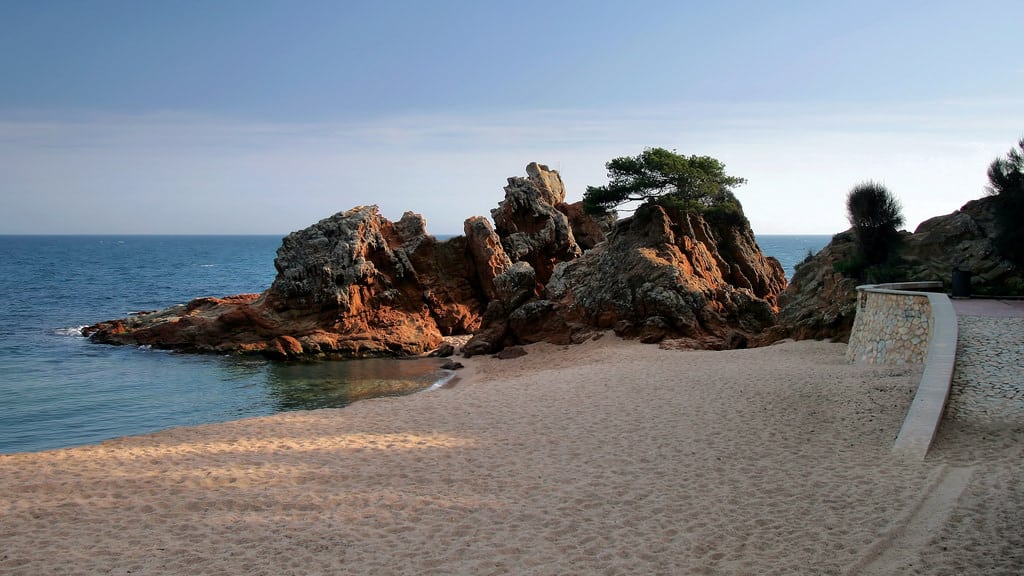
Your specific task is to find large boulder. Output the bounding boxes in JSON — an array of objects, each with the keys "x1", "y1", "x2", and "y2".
[
  {"x1": 463, "y1": 216, "x2": 512, "y2": 300},
  {"x1": 491, "y1": 162, "x2": 583, "y2": 285},
  {"x1": 263, "y1": 206, "x2": 482, "y2": 352}
]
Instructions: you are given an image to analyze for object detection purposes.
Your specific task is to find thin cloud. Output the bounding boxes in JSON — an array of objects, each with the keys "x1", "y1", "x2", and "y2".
[{"x1": 1, "y1": 100, "x2": 1020, "y2": 234}]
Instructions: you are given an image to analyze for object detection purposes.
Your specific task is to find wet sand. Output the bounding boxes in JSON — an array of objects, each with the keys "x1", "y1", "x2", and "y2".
[{"x1": 1, "y1": 336, "x2": 1020, "y2": 575}]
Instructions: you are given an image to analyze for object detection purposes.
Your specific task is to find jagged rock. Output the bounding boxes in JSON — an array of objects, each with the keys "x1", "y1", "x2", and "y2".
[
  {"x1": 898, "y1": 196, "x2": 1023, "y2": 293},
  {"x1": 463, "y1": 216, "x2": 512, "y2": 300},
  {"x1": 465, "y1": 202, "x2": 787, "y2": 353},
  {"x1": 508, "y1": 299, "x2": 573, "y2": 345},
  {"x1": 402, "y1": 234, "x2": 483, "y2": 336},
  {"x1": 432, "y1": 343, "x2": 456, "y2": 358},
  {"x1": 659, "y1": 332, "x2": 749, "y2": 350},
  {"x1": 638, "y1": 316, "x2": 671, "y2": 344},
  {"x1": 264, "y1": 205, "x2": 477, "y2": 352},
  {"x1": 544, "y1": 204, "x2": 785, "y2": 344},
  {"x1": 493, "y1": 261, "x2": 537, "y2": 308},
  {"x1": 705, "y1": 220, "x2": 787, "y2": 298},
  {"x1": 440, "y1": 359, "x2": 464, "y2": 370},
  {"x1": 491, "y1": 162, "x2": 582, "y2": 284},
  {"x1": 557, "y1": 200, "x2": 611, "y2": 250},
  {"x1": 88, "y1": 206, "x2": 483, "y2": 357},
  {"x1": 775, "y1": 231, "x2": 861, "y2": 342},
  {"x1": 460, "y1": 262, "x2": 540, "y2": 357},
  {"x1": 84, "y1": 294, "x2": 266, "y2": 353}
]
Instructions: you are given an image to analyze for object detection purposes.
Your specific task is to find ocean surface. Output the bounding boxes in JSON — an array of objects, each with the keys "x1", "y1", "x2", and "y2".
[
  {"x1": 757, "y1": 234, "x2": 832, "y2": 279},
  {"x1": 0, "y1": 234, "x2": 829, "y2": 454}
]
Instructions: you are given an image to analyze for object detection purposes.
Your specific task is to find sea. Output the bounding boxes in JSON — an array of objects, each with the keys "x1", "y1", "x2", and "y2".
[{"x1": 0, "y1": 234, "x2": 830, "y2": 454}]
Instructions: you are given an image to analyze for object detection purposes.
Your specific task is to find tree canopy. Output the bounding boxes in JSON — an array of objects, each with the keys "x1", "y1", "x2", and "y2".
[{"x1": 582, "y1": 147, "x2": 746, "y2": 217}]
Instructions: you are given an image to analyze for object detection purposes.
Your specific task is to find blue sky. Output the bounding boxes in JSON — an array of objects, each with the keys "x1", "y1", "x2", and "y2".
[{"x1": 1, "y1": 0, "x2": 1021, "y2": 234}]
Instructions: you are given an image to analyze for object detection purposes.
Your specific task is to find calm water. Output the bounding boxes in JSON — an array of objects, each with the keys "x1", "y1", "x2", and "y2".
[
  {"x1": 0, "y1": 236, "x2": 448, "y2": 454},
  {"x1": 0, "y1": 234, "x2": 829, "y2": 454},
  {"x1": 757, "y1": 234, "x2": 831, "y2": 279}
]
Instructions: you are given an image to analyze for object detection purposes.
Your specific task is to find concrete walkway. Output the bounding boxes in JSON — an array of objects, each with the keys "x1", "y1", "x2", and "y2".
[
  {"x1": 944, "y1": 299, "x2": 1024, "y2": 425},
  {"x1": 950, "y1": 297, "x2": 1024, "y2": 318}
]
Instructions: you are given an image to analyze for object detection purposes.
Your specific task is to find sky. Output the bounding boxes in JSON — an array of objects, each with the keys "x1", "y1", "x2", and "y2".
[{"x1": 1, "y1": 0, "x2": 1022, "y2": 235}]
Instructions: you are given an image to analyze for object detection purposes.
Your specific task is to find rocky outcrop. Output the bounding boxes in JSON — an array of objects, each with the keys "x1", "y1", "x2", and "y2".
[
  {"x1": 557, "y1": 200, "x2": 613, "y2": 250},
  {"x1": 897, "y1": 196, "x2": 1023, "y2": 293},
  {"x1": 776, "y1": 195, "x2": 1024, "y2": 343},
  {"x1": 87, "y1": 162, "x2": 789, "y2": 358},
  {"x1": 463, "y1": 216, "x2": 512, "y2": 300},
  {"x1": 775, "y1": 231, "x2": 861, "y2": 342},
  {"x1": 88, "y1": 206, "x2": 498, "y2": 358},
  {"x1": 462, "y1": 203, "x2": 788, "y2": 354},
  {"x1": 491, "y1": 162, "x2": 583, "y2": 285}
]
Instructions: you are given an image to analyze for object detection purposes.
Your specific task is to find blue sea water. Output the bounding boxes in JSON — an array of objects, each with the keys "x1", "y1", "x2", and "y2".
[
  {"x1": 0, "y1": 233, "x2": 829, "y2": 454},
  {"x1": 756, "y1": 234, "x2": 832, "y2": 279},
  {"x1": 0, "y1": 236, "x2": 449, "y2": 454}
]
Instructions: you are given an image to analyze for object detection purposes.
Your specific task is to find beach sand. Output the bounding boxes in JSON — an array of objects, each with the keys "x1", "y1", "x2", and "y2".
[{"x1": 1, "y1": 337, "x2": 1021, "y2": 575}]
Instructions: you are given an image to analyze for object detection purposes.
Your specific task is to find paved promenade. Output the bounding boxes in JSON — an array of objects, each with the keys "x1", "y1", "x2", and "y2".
[
  {"x1": 912, "y1": 298, "x2": 1024, "y2": 574},
  {"x1": 946, "y1": 299, "x2": 1024, "y2": 423}
]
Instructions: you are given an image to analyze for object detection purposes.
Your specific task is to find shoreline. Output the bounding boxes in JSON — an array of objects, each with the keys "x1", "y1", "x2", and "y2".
[
  {"x1": 1, "y1": 348, "x2": 457, "y2": 456},
  {"x1": 2, "y1": 336, "x2": 1021, "y2": 574}
]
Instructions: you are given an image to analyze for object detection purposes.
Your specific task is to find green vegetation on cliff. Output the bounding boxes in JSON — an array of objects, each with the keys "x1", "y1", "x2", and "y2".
[
  {"x1": 986, "y1": 138, "x2": 1024, "y2": 268},
  {"x1": 836, "y1": 181, "x2": 905, "y2": 282},
  {"x1": 582, "y1": 147, "x2": 747, "y2": 223}
]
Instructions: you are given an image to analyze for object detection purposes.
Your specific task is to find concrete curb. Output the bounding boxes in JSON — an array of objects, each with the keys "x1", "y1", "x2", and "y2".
[{"x1": 891, "y1": 291, "x2": 958, "y2": 460}]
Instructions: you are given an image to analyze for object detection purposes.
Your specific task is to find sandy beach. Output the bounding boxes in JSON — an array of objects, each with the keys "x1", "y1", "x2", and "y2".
[{"x1": 2, "y1": 336, "x2": 1021, "y2": 575}]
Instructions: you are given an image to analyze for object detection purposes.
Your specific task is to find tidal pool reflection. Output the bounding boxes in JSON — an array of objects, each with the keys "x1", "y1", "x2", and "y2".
[{"x1": 261, "y1": 357, "x2": 449, "y2": 412}]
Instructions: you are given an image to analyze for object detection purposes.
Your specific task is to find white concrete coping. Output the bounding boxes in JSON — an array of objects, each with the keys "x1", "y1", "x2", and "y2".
[
  {"x1": 854, "y1": 281, "x2": 944, "y2": 298},
  {"x1": 854, "y1": 282, "x2": 958, "y2": 460}
]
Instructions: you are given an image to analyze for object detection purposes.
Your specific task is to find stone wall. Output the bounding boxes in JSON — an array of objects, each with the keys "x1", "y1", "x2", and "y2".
[{"x1": 846, "y1": 282, "x2": 943, "y2": 364}]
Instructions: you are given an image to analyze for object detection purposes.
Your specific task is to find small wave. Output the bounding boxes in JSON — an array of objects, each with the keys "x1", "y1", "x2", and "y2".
[
  {"x1": 426, "y1": 369, "x2": 458, "y2": 391},
  {"x1": 138, "y1": 344, "x2": 152, "y2": 350},
  {"x1": 200, "y1": 264, "x2": 217, "y2": 268},
  {"x1": 54, "y1": 326, "x2": 86, "y2": 337}
]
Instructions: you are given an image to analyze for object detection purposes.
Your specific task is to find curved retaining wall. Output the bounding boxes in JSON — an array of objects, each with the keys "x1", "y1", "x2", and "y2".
[
  {"x1": 846, "y1": 282, "x2": 942, "y2": 364},
  {"x1": 845, "y1": 281, "x2": 959, "y2": 460}
]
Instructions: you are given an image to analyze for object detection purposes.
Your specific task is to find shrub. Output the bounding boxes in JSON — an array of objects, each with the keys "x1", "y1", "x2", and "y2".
[
  {"x1": 986, "y1": 138, "x2": 1024, "y2": 268},
  {"x1": 833, "y1": 255, "x2": 867, "y2": 279},
  {"x1": 846, "y1": 181, "x2": 904, "y2": 267}
]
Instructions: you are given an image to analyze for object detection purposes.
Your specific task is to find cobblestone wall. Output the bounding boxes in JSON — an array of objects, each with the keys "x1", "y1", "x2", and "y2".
[{"x1": 846, "y1": 284, "x2": 938, "y2": 364}]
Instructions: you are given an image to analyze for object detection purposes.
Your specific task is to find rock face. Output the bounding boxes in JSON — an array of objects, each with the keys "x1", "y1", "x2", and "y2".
[
  {"x1": 491, "y1": 162, "x2": 583, "y2": 285},
  {"x1": 898, "y1": 196, "x2": 1023, "y2": 293},
  {"x1": 87, "y1": 163, "x2": 789, "y2": 358},
  {"x1": 88, "y1": 206, "x2": 494, "y2": 358},
  {"x1": 775, "y1": 231, "x2": 861, "y2": 342},
  {"x1": 464, "y1": 203, "x2": 787, "y2": 355},
  {"x1": 776, "y1": 195, "x2": 1024, "y2": 342}
]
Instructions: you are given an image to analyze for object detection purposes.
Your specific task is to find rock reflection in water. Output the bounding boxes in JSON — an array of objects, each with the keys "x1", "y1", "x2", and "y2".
[{"x1": 263, "y1": 357, "x2": 448, "y2": 412}]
